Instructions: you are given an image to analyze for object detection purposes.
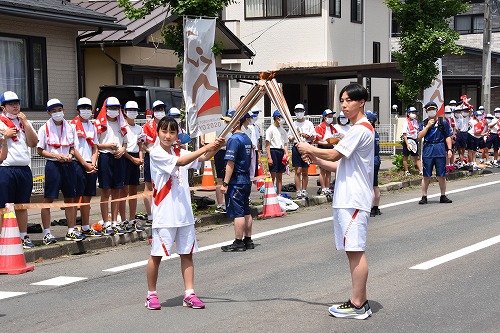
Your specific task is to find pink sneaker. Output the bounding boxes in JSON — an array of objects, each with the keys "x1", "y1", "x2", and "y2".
[
  {"x1": 183, "y1": 293, "x2": 205, "y2": 309},
  {"x1": 145, "y1": 293, "x2": 161, "y2": 310}
]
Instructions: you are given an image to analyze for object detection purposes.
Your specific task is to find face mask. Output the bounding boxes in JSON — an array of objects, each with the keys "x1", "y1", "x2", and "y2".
[
  {"x1": 251, "y1": 118, "x2": 257, "y2": 124},
  {"x1": 279, "y1": 118, "x2": 285, "y2": 125},
  {"x1": 126, "y1": 111, "x2": 138, "y2": 119},
  {"x1": 154, "y1": 111, "x2": 165, "y2": 119},
  {"x1": 174, "y1": 118, "x2": 181, "y2": 124},
  {"x1": 462, "y1": 112, "x2": 469, "y2": 117},
  {"x1": 295, "y1": 112, "x2": 305, "y2": 119},
  {"x1": 409, "y1": 113, "x2": 417, "y2": 120},
  {"x1": 427, "y1": 110, "x2": 437, "y2": 118},
  {"x1": 339, "y1": 118, "x2": 348, "y2": 125},
  {"x1": 455, "y1": 113, "x2": 462, "y2": 119},
  {"x1": 4, "y1": 111, "x2": 17, "y2": 119},
  {"x1": 325, "y1": 118, "x2": 334, "y2": 124},
  {"x1": 107, "y1": 110, "x2": 119, "y2": 118},
  {"x1": 79, "y1": 109, "x2": 92, "y2": 120},
  {"x1": 444, "y1": 113, "x2": 451, "y2": 119},
  {"x1": 51, "y1": 111, "x2": 64, "y2": 122},
  {"x1": 495, "y1": 113, "x2": 500, "y2": 118}
]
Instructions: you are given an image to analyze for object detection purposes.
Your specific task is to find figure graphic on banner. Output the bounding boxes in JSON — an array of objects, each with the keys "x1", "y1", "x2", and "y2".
[
  {"x1": 186, "y1": 31, "x2": 218, "y2": 106},
  {"x1": 428, "y1": 77, "x2": 444, "y2": 107}
]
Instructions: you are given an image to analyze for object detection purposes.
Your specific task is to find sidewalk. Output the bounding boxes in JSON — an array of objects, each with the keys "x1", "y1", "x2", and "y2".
[{"x1": 19, "y1": 155, "x2": 468, "y2": 263}]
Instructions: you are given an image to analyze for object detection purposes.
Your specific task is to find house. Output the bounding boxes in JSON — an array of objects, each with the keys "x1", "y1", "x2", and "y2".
[
  {"x1": 222, "y1": 0, "x2": 395, "y2": 123},
  {"x1": 0, "y1": 0, "x2": 124, "y2": 120},
  {"x1": 76, "y1": 0, "x2": 255, "y2": 113}
]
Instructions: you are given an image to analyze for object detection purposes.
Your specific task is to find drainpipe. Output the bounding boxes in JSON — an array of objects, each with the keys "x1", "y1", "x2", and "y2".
[
  {"x1": 100, "y1": 43, "x2": 120, "y2": 85},
  {"x1": 76, "y1": 28, "x2": 103, "y2": 97}
]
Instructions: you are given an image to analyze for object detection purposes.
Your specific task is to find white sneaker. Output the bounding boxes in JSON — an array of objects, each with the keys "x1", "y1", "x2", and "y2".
[
  {"x1": 301, "y1": 190, "x2": 309, "y2": 199},
  {"x1": 296, "y1": 191, "x2": 303, "y2": 199},
  {"x1": 405, "y1": 171, "x2": 411, "y2": 176}
]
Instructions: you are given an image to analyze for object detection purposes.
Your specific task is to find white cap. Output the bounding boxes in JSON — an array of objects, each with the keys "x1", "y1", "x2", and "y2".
[
  {"x1": 322, "y1": 109, "x2": 334, "y2": 117},
  {"x1": 106, "y1": 97, "x2": 121, "y2": 107},
  {"x1": 494, "y1": 107, "x2": 500, "y2": 112},
  {"x1": 1, "y1": 91, "x2": 21, "y2": 104},
  {"x1": 152, "y1": 100, "x2": 166, "y2": 109},
  {"x1": 250, "y1": 106, "x2": 261, "y2": 113},
  {"x1": 46, "y1": 98, "x2": 63, "y2": 111},
  {"x1": 478, "y1": 105, "x2": 485, "y2": 110},
  {"x1": 294, "y1": 103, "x2": 305, "y2": 110},
  {"x1": 77, "y1": 97, "x2": 92, "y2": 108},
  {"x1": 449, "y1": 100, "x2": 457, "y2": 104},
  {"x1": 168, "y1": 107, "x2": 181, "y2": 116},
  {"x1": 124, "y1": 101, "x2": 139, "y2": 110},
  {"x1": 485, "y1": 113, "x2": 494, "y2": 118}
]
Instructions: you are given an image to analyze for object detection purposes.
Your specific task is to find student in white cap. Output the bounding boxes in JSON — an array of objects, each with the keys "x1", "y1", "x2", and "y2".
[
  {"x1": 119, "y1": 101, "x2": 146, "y2": 233},
  {"x1": 0, "y1": 91, "x2": 38, "y2": 244},
  {"x1": 288, "y1": 103, "x2": 315, "y2": 199},
  {"x1": 70, "y1": 97, "x2": 102, "y2": 237},
  {"x1": 315, "y1": 109, "x2": 337, "y2": 195},
  {"x1": 95, "y1": 97, "x2": 129, "y2": 235},
  {"x1": 401, "y1": 106, "x2": 423, "y2": 176},
  {"x1": 265, "y1": 110, "x2": 288, "y2": 196},
  {"x1": 37, "y1": 98, "x2": 82, "y2": 244}
]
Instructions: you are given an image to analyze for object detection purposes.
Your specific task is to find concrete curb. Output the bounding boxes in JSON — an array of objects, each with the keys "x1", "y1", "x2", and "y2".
[{"x1": 21, "y1": 169, "x2": 478, "y2": 263}]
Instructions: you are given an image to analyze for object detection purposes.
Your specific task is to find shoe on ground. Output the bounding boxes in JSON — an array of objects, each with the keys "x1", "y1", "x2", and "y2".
[
  {"x1": 296, "y1": 191, "x2": 303, "y2": 199},
  {"x1": 65, "y1": 231, "x2": 85, "y2": 241},
  {"x1": 130, "y1": 220, "x2": 145, "y2": 232},
  {"x1": 440, "y1": 195, "x2": 452, "y2": 203},
  {"x1": 183, "y1": 293, "x2": 205, "y2": 309},
  {"x1": 103, "y1": 227, "x2": 115, "y2": 236},
  {"x1": 221, "y1": 241, "x2": 246, "y2": 252},
  {"x1": 135, "y1": 212, "x2": 148, "y2": 220},
  {"x1": 81, "y1": 228, "x2": 103, "y2": 237},
  {"x1": 215, "y1": 205, "x2": 226, "y2": 213},
  {"x1": 43, "y1": 233, "x2": 57, "y2": 245},
  {"x1": 419, "y1": 171, "x2": 423, "y2": 175},
  {"x1": 120, "y1": 221, "x2": 135, "y2": 233},
  {"x1": 244, "y1": 238, "x2": 255, "y2": 250},
  {"x1": 301, "y1": 190, "x2": 309, "y2": 199},
  {"x1": 375, "y1": 208, "x2": 382, "y2": 215},
  {"x1": 370, "y1": 208, "x2": 376, "y2": 217},
  {"x1": 405, "y1": 171, "x2": 411, "y2": 176},
  {"x1": 112, "y1": 225, "x2": 126, "y2": 235},
  {"x1": 418, "y1": 196, "x2": 427, "y2": 205},
  {"x1": 145, "y1": 219, "x2": 153, "y2": 227},
  {"x1": 22, "y1": 235, "x2": 35, "y2": 249},
  {"x1": 145, "y1": 293, "x2": 161, "y2": 310},
  {"x1": 328, "y1": 300, "x2": 372, "y2": 319}
]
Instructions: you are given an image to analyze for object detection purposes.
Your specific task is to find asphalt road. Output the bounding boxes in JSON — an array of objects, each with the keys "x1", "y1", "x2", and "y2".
[{"x1": 1, "y1": 173, "x2": 499, "y2": 333}]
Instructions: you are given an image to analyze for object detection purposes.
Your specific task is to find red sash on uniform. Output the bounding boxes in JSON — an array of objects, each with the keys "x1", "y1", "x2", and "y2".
[
  {"x1": 407, "y1": 118, "x2": 417, "y2": 135},
  {"x1": 0, "y1": 113, "x2": 24, "y2": 142},
  {"x1": 315, "y1": 122, "x2": 337, "y2": 140},
  {"x1": 143, "y1": 120, "x2": 158, "y2": 145},
  {"x1": 152, "y1": 146, "x2": 181, "y2": 206},
  {"x1": 45, "y1": 119, "x2": 74, "y2": 149},
  {"x1": 94, "y1": 98, "x2": 128, "y2": 136},
  {"x1": 70, "y1": 116, "x2": 95, "y2": 147}
]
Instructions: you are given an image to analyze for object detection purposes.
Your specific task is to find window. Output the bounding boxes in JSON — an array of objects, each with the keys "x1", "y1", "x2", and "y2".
[
  {"x1": 351, "y1": 0, "x2": 362, "y2": 23},
  {"x1": 0, "y1": 34, "x2": 47, "y2": 110},
  {"x1": 245, "y1": 0, "x2": 321, "y2": 19},
  {"x1": 329, "y1": 0, "x2": 341, "y2": 18},
  {"x1": 373, "y1": 42, "x2": 381, "y2": 63},
  {"x1": 455, "y1": 14, "x2": 484, "y2": 34}
]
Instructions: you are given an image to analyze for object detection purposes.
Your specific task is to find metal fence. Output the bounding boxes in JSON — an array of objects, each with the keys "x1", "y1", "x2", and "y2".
[{"x1": 28, "y1": 117, "x2": 398, "y2": 194}]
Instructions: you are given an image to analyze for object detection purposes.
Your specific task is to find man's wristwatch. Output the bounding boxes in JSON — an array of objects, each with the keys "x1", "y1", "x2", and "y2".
[{"x1": 223, "y1": 181, "x2": 229, "y2": 187}]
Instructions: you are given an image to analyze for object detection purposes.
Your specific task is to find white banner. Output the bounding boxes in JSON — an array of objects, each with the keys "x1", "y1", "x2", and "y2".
[
  {"x1": 183, "y1": 17, "x2": 223, "y2": 137},
  {"x1": 423, "y1": 58, "x2": 445, "y2": 117}
]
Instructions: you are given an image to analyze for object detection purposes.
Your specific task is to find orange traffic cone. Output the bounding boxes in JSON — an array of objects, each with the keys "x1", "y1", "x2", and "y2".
[
  {"x1": 0, "y1": 204, "x2": 34, "y2": 275},
  {"x1": 255, "y1": 161, "x2": 265, "y2": 190},
  {"x1": 258, "y1": 178, "x2": 286, "y2": 219},
  {"x1": 198, "y1": 160, "x2": 216, "y2": 191},
  {"x1": 308, "y1": 163, "x2": 319, "y2": 176}
]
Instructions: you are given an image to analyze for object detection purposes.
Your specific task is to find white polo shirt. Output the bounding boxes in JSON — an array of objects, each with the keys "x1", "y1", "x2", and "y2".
[
  {"x1": 97, "y1": 120, "x2": 128, "y2": 153},
  {"x1": 72, "y1": 121, "x2": 98, "y2": 162},
  {"x1": 265, "y1": 124, "x2": 287, "y2": 149},
  {"x1": 125, "y1": 123, "x2": 143, "y2": 153},
  {"x1": 0, "y1": 118, "x2": 34, "y2": 166}
]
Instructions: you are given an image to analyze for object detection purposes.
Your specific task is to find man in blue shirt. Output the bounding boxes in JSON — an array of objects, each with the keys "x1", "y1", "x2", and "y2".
[
  {"x1": 417, "y1": 102, "x2": 453, "y2": 204},
  {"x1": 220, "y1": 111, "x2": 254, "y2": 252}
]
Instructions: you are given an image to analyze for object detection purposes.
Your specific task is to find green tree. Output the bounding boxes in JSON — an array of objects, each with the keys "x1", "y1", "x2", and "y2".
[
  {"x1": 118, "y1": 0, "x2": 234, "y2": 63},
  {"x1": 386, "y1": 0, "x2": 470, "y2": 108}
]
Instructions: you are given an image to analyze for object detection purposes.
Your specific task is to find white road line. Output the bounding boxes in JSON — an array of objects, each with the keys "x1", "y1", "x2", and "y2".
[
  {"x1": 0, "y1": 291, "x2": 27, "y2": 300},
  {"x1": 103, "y1": 217, "x2": 331, "y2": 273},
  {"x1": 410, "y1": 235, "x2": 500, "y2": 270},
  {"x1": 104, "y1": 179, "x2": 500, "y2": 273},
  {"x1": 31, "y1": 276, "x2": 87, "y2": 286}
]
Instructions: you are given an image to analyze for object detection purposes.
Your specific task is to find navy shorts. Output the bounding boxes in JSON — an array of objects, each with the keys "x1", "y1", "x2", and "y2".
[
  {"x1": 0, "y1": 166, "x2": 33, "y2": 207},
  {"x1": 422, "y1": 156, "x2": 446, "y2": 177},
  {"x1": 269, "y1": 148, "x2": 286, "y2": 173},
  {"x1": 374, "y1": 156, "x2": 381, "y2": 187},
  {"x1": 402, "y1": 138, "x2": 420, "y2": 157},
  {"x1": 225, "y1": 184, "x2": 251, "y2": 218},
  {"x1": 97, "y1": 153, "x2": 125, "y2": 189},
  {"x1": 143, "y1": 152, "x2": 151, "y2": 183},
  {"x1": 214, "y1": 149, "x2": 226, "y2": 180},
  {"x1": 123, "y1": 152, "x2": 140, "y2": 186},
  {"x1": 44, "y1": 160, "x2": 76, "y2": 199},
  {"x1": 74, "y1": 161, "x2": 97, "y2": 197},
  {"x1": 467, "y1": 134, "x2": 481, "y2": 151},
  {"x1": 456, "y1": 131, "x2": 468, "y2": 149},
  {"x1": 485, "y1": 133, "x2": 499, "y2": 150},
  {"x1": 291, "y1": 145, "x2": 308, "y2": 168}
]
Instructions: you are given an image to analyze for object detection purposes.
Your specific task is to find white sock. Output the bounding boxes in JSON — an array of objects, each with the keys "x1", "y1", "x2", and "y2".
[
  {"x1": 104, "y1": 222, "x2": 111, "y2": 228},
  {"x1": 20, "y1": 232, "x2": 27, "y2": 239},
  {"x1": 185, "y1": 289, "x2": 194, "y2": 296},
  {"x1": 148, "y1": 290, "x2": 157, "y2": 296},
  {"x1": 44, "y1": 228, "x2": 51, "y2": 235},
  {"x1": 67, "y1": 227, "x2": 74, "y2": 234},
  {"x1": 82, "y1": 225, "x2": 90, "y2": 231},
  {"x1": 111, "y1": 221, "x2": 117, "y2": 227}
]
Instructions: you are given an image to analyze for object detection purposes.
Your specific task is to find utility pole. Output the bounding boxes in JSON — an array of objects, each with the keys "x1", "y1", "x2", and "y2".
[{"x1": 482, "y1": 1, "x2": 492, "y2": 112}]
